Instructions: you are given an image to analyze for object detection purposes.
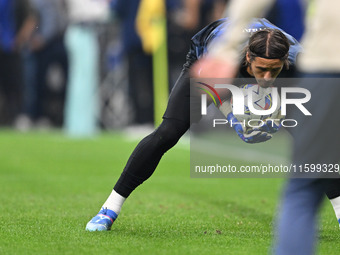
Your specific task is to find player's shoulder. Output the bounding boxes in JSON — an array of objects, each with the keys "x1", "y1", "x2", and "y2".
[
  {"x1": 191, "y1": 17, "x2": 301, "y2": 63},
  {"x1": 192, "y1": 17, "x2": 278, "y2": 40},
  {"x1": 191, "y1": 18, "x2": 229, "y2": 46},
  {"x1": 196, "y1": 17, "x2": 282, "y2": 41},
  {"x1": 189, "y1": 18, "x2": 228, "y2": 59}
]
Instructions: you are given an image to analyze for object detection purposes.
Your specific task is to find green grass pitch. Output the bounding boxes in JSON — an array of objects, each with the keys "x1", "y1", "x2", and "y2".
[{"x1": 0, "y1": 130, "x2": 339, "y2": 255}]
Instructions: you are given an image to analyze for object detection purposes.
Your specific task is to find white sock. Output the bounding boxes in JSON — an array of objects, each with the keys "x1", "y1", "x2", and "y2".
[
  {"x1": 102, "y1": 190, "x2": 126, "y2": 215},
  {"x1": 330, "y1": 196, "x2": 340, "y2": 220}
]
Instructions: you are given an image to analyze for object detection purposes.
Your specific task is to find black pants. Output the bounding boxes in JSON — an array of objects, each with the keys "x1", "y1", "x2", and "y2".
[
  {"x1": 127, "y1": 49, "x2": 154, "y2": 124},
  {"x1": 0, "y1": 50, "x2": 23, "y2": 125}
]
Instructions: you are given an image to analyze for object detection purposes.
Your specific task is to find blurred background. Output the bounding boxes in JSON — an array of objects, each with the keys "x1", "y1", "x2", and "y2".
[{"x1": 0, "y1": 0, "x2": 305, "y2": 137}]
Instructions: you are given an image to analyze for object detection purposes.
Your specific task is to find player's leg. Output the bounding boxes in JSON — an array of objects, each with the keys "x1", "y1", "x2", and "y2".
[
  {"x1": 86, "y1": 117, "x2": 190, "y2": 231},
  {"x1": 113, "y1": 118, "x2": 189, "y2": 196},
  {"x1": 86, "y1": 59, "x2": 196, "y2": 231}
]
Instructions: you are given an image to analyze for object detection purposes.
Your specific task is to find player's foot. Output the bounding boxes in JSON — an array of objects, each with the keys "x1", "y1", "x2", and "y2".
[{"x1": 85, "y1": 207, "x2": 118, "y2": 231}]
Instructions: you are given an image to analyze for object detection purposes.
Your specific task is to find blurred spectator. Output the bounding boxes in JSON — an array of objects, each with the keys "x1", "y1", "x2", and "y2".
[
  {"x1": 0, "y1": 0, "x2": 35, "y2": 126},
  {"x1": 18, "y1": 0, "x2": 68, "y2": 130},
  {"x1": 63, "y1": 0, "x2": 110, "y2": 137},
  {"x1": 111, "y1": 0, "x2": 229, "y2": 125},
  {"x1": 112, "y1": 0, "x2": 154, "y2": 125},
  {"x1": 167, "y1": 0, "x2": 229, "y2": 86}
]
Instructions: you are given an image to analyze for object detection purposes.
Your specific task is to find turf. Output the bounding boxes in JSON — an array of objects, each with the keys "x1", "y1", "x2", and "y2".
[{"x1": 0, "y1": 130, "x2": 339, "y2": 255}]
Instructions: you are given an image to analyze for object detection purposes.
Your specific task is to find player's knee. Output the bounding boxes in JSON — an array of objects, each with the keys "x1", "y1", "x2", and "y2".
[{"x1": 153, "y1": 119, "x2": 188, "y2": 151}]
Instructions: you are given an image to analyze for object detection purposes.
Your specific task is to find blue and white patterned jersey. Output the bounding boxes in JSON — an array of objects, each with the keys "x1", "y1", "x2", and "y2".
[{"x1": 191, "y1": 18, "x2": 302, "y2": 66}]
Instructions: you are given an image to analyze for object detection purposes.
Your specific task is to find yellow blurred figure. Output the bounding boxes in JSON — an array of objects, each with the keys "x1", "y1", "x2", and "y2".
[{"x1": 136, "y1": 0, "x2": 166, "y2": 54}]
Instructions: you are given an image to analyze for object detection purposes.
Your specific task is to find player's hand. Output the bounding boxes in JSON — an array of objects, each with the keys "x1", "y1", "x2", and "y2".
[
  {"x1": 257, "y1": 119, "x2": 282, "y2": 134},
  {"x1": 226, "y1": 112, "x2": 272, "y2": 144}
]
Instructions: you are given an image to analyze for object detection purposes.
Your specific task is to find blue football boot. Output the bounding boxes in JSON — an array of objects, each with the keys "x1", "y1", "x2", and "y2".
[{"x1": 86, "y1": 207, "x2": 118, "y2": 231}]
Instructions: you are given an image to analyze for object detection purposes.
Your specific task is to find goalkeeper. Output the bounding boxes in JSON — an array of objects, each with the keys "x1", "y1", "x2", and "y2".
[{"x1": 85, "y1": 18, "x2": 340, "y2": 231}]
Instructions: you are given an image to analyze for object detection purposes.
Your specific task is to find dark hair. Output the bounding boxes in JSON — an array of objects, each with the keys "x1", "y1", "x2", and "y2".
[{"x1": 242, "y1": 29, "x2": 290, "y2": 68}]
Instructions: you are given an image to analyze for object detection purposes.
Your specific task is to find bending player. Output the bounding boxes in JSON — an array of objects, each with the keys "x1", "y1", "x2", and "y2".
[{"x1": 86, "y1": 18, "x2": 340, "y2": 231}]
